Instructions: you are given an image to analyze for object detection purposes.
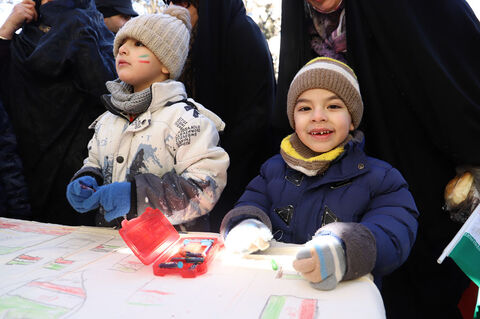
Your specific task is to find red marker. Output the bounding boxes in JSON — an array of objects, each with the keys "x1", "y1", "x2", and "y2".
[{"x1": 79, "y1": 181, "x2": 96, "y2": 192}]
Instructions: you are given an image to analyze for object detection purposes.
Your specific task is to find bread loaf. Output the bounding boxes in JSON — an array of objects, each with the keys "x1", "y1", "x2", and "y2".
[{"x1": 444, "y1": 171, "x2": 474, "y2": 207}]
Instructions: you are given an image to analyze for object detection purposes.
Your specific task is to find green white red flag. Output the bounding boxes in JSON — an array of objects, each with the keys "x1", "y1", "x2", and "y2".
[{"x1": 438, "y1": 204, "x2": 480, "y2": 318}]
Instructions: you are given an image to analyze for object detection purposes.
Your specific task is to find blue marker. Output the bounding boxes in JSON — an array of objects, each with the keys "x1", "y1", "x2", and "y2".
[{"x1": 158, "y1": 261, "x2": 183, "y2": 268}]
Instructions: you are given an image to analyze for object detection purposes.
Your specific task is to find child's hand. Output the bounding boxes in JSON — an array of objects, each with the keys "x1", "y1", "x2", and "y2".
[
  {"x1": 66, "y1": 176, "x2": 100, "y2": 213},
  {"x1": 293, "y1": 234, "x2": 346, "y2": 290},
  {"x1": 96, "y1": 182, "x2": 131, "y2": 222},
  {"x1": 224, "y1": 219, "x2": 272, "y2": 254}
]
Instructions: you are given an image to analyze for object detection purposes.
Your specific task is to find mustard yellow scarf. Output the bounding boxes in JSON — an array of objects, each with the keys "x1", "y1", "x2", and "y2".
[{"x1": 280, "y1": 133, "x2": 350, "y2": 176}]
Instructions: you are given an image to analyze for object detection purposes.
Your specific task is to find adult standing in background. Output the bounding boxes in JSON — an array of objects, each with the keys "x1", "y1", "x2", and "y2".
[
  {"x1": 0, "y1": 100, "x2": 31, "y2": 220},
  {"x1": 274, "y1": 0, "x2": 480, "y2": 318},
  {"x1": 165, "y1": 0, "x2": 276, "y2": 231},
  {"x1": 0, "y1": 0, "x2": 116, "y2": 226},
  {"x1": 272, "y1": 0, "x2": 345, "y2": 144},
  {"x1": 95, "y1": 0, "x2": 138, "y2": 34}
]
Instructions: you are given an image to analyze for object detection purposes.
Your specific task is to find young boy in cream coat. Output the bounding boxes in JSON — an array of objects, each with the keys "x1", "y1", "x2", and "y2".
[{"x1": 66, "y1": 6, "x2": 229, "y2": 230}]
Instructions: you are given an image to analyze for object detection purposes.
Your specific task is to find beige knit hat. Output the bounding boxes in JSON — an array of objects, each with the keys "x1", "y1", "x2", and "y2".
[
  {"x1": 113, "y1": 5, "x2": 191, "y2": 80},
  {"x1": 286, "y1": 57, "x2": 363, "y2": 129}
]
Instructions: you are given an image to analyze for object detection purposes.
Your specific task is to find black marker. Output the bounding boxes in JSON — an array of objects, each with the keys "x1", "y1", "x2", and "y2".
[{"x1": 171, "y1": 257, "x2": 205, "y2": 264}]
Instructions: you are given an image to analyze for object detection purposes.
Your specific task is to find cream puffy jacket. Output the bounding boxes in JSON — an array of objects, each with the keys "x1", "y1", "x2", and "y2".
[{"x1": 75, "y1": 80, "x2": 229, "y2": 225}]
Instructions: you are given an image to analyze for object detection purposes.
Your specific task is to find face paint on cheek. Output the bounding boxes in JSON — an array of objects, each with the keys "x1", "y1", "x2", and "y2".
[{"x1": 138, "y1": 54, "x2": 150, "y2": 64}]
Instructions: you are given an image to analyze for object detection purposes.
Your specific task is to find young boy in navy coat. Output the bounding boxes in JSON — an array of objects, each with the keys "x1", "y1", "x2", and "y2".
[{"x1": 220, "y1": 57, "x2": 419, "y2": 290}]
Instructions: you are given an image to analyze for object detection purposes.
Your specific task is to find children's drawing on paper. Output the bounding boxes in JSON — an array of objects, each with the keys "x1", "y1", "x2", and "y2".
[
  {"x1": 0, "y1": 218, "x2": 384, "y2": 319},
  {"x1": 3, "y1": 237, "x2": 95, "y2": 269},
  {"x1": 127, "y1": 279, "x2": 173, "y2": 306},
  {"x1": 90, "y1": 239, "x2": 123, "y2": 253},
  {"x1": 0, "y1": 219, "x2": 73, "y2": 255},
  {"x1": 0, "y1": 220, "x2": 74, "y2": 237},
  {"x1": 6, "y1": 254, "x2": 42, "y2": 266},
  {"x1": 110, "y1": 255, "x2": 144, "y2": 273},
  {"x1": 274, "y1": 267, "x2": 302, "y2": 280},
  {"x1": 44, "y1": 257, "x2": 75, "y2": 271},
  {"x1": 260, "y1": 295, "x2": 318, "y2": 319},
  {"x1": 0, "y1": 231, "x2": 122, "y2": 286},
  {"x1": 0, "y1": 272, "x2": 86, "y2": 319}
]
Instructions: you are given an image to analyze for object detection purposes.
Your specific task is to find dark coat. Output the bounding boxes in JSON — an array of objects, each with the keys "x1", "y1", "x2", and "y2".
[
  {"x1": 0, "y1": 100, "x2": 31, "y2": 219},
  {"x1": 224, "y1": 135, "x2": 418, "y2": 286},
  {"x1": 0, "y1": 0, "x2": 116, "y2": 226},
  {"x1": 274, "y1": 0, "x2": 480, "y2": 317},
  {"x1": 181, "y1": 0, "x2": 276, "y2": 231}
]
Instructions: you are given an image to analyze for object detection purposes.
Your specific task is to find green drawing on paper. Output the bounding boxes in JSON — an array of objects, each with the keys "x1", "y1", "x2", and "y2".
[
  {"x1": 261, "y1": 295, "x2": 286, "y2": 319},
  {"x1": 0, "y1": 295, "x2": 69, "y2": 319}
]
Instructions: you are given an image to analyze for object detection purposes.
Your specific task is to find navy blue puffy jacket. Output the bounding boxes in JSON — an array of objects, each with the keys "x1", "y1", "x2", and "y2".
[{"x1": 225, "y1": 136, "x2": 419, "y2": 281}]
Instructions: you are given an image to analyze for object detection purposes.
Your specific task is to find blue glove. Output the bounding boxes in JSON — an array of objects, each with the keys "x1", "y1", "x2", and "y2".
[
  {"x1": 66, "y1": 176, "x2": 100, "y2": 213},
  {"x1": 96, "y1": 182, "x2": 131, "y2": 222},
  {"x1": 293, "y1": 234, "x2": 346, "y2": 290}
]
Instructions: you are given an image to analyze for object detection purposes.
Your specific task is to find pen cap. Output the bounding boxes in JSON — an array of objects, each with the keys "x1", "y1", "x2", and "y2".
[{"x1": 119, "y1": 207, "x2": 180, "y2": 265}]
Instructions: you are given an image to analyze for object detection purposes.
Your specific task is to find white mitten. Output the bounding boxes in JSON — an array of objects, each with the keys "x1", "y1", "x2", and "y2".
[{"x1": 224, "y1": 219, "x2": 273, "y2": 254}]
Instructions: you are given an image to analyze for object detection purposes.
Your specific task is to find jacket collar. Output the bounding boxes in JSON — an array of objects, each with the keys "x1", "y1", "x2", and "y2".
[
  {"x1": 101, "y1": 80, "x2": 188, "y2": 114},
  {"x1": 149, "y1": 80, "x2": 188, "y2": 113},
  {"x1": 96, "y1": 80, "x2": 188, "y2": 132}
]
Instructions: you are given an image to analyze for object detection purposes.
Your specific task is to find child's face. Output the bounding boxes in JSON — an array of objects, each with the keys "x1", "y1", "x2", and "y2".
[
  {"x1": 116, "y1": 38, "x2": 169, "y2": 92},
  {"x1": 294, "y1": 88, "x2": 353, "y2": 153}
]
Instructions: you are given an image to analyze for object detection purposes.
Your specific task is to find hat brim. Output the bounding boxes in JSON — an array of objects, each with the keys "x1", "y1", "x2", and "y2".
[{"x1": 114, "y1": 6, "x2": 138, "y2": 17}]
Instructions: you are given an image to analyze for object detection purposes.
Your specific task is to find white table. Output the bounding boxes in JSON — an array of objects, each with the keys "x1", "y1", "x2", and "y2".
[{"x1": 0, "y1": 217, "x2": 385, "y2": 318}]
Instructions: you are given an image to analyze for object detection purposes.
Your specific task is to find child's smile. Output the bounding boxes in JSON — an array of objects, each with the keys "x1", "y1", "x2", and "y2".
[{"x1": 309, "y1": 128, "x2": 333, "y2": 137}]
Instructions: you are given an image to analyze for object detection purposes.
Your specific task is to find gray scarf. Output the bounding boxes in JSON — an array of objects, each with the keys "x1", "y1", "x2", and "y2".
[{"x1": 105, "y1": 79, "x2": 152, "y2": 115}]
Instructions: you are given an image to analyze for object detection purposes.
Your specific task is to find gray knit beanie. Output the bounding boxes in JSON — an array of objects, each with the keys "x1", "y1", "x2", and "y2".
[
  {"x1": 286, "y1": 57, "x2": 363, "y2": 129},
  {"x1": 113, "y1": 5, "x2": 191, "y2": 80}
]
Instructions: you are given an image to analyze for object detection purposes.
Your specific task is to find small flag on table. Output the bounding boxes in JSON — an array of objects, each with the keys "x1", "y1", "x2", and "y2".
[{"x1": 438, "y1": 204, "x2": 480, "y2": 318}]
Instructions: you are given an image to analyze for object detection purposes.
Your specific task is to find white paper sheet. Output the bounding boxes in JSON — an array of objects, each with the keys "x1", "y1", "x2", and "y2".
[{"x1": 0, "y1": 218, "x2": 385, "y2": 318}]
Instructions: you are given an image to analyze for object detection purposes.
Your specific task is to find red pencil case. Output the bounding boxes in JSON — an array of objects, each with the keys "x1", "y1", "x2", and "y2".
[{"x1": 119, "y1": 207, "x2": 221, "y2": 278}]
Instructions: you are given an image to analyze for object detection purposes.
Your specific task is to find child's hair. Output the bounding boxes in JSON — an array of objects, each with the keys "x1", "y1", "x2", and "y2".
[
  {"x1": 113, "y1": 5, "x2": 191, "y2": 80},
  {"x1": 286, "y1": 57, "x2": 363, "y2": 130}
]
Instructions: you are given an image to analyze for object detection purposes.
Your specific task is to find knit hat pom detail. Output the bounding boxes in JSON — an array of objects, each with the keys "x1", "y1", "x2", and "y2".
[{"x1": 163, "y1": 5, "x2": 192, "y2": 32}]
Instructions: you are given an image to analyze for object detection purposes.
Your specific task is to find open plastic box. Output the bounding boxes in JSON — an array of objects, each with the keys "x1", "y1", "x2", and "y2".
[{"x1": 119, "y1": 207, "x2": 222, "y2": 278}]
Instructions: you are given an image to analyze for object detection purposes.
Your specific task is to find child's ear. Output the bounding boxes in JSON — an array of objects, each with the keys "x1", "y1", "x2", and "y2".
[
  {"x1": 349, "y1": 122, "x2": 355, "y2": 131},
  {"x1": 161, "y1": 66, "x2": 170, "y2": 76}
]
